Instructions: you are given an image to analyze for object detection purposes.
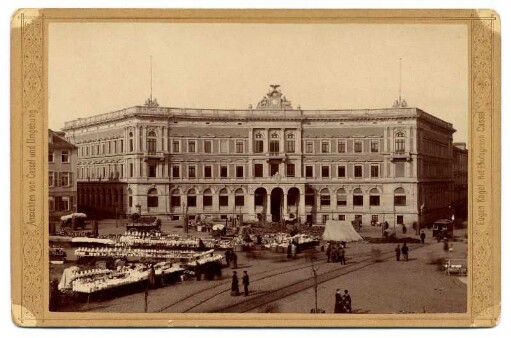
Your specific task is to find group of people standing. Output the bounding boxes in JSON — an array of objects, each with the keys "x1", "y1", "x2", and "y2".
[
  {"x1": 334, "y1": 289, "x2": 352, "y2": 313},
  {"x1": 326, "y1": 242, "x2": 346, "y2": 265},
  {"x1": 231, "y1": 270, "x2": 250, "y2": 296},
  {"x1": 224, "y1": 249, "x2": 238, "y2": 269},
  {"x1": 395, "y1": 243, "x2": 409, "y2": 261}
]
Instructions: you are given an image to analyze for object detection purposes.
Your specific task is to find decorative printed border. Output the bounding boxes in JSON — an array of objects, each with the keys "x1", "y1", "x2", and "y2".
[{"x1": 10, "y1": 9, "x2": 500, "y2": 327}]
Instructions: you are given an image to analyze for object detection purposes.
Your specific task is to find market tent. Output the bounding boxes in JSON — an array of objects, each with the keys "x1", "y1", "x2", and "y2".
[
  {"x1": 60, "y1": 213, "x2": 87, "y2": 221},
  {"x1": 212, "y1": 224, "x2": 225, "y2": 231},
  {"x1": 322, "y1": 220, "x2": 363, "y2": 242}
]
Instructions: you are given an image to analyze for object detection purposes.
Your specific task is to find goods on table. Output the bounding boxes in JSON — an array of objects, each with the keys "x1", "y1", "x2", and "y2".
[
  {"x1": 49, "y1": 246, "x2": 67, "y2": 264},
  {"x1": 118, "y1": 232, "x2": 214, "y2": 250},
  {"x1": 71, "y1": 237, "x2": 116, "y2": 245},
  {"x1": 75, "y1": 247, "x2": 216, "y2": 262}
]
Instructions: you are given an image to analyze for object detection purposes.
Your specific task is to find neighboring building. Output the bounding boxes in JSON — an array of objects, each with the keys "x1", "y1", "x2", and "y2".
[
  {"x1": 62, "y1": 86, "x2": 461, "y2": 227},
  {"x1": 452, "y1": 142, "x2": 469, "y2": 222},
  {"x1": 48, "y1": 129, "x2": 78, "y2": 222}
]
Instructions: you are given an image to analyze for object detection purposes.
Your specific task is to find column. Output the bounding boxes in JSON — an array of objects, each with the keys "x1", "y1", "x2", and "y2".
[
  {"x1": 266, "y1": 193, "x2": 272, "y2": 222},
  {"x1": 283, "y1": 192, "x2": 288, "y2": 217},
  {"x1": 246, "y1": 192, "x2": 255, "y2": 220},
  {"x1": 298, "y1": 189, "x2": 306, "y2": 222},
  {"x1": 248, "y1": 129, "x2": 254, "y2": 153}
]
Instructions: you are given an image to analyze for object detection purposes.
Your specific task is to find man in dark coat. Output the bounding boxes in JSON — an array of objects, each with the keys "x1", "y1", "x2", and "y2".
[
  {"x1": 231, "y1": 251, "x2": 238, "y2": 269},
  {"x1": 338, "y1": 246, "x2": 346, "y2": 265},
  {"x1": 341, "y1": 290, "x2": 352, "y2": 313},
  {"x1": 401, "y1": 242, "x2": 409, "y2": 261},
  {"x1": 420, "y1": 231, "x2": 426, "y2": 244},
  {"x1": 231, "y1": 271, "x2": 239, "y2": 296},
  {"x1": 225, "y1": 249, "x2": 232, "y2": 267},
  {"x1": 242, "y1": 271, "x2": 250, "y2": 296},
  {"x1": 334, "y1": 289, "x2": 342, "y2": 313},
  {"x1": 395, "y1": 244, "x2": 401, "y2": 261}
]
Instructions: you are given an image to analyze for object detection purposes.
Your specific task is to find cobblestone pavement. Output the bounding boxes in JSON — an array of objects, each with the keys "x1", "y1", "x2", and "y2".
[{"x1": 53, "y1": 221, "x2": 467, "y2": 314}]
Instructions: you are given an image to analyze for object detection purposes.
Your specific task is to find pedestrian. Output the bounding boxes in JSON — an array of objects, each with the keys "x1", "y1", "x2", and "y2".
[
  {"x1": 326, "y1": 243, "x2": 331, "y2": 262},
  {"x1": 242, "y1": 271, "x2": 250, "y2": 296},
  {"x1": 341, "y1": 290, "x2": 352, "y2": 313},
  {"x1": 334, "y1": 289, "x2": 342, "y2": 313},
  {"x1": 420, "y1": 231, "x2": 426, "y2": 244},
  {"x1": 148, "y1": 263, "x2": 156, "y2": 289},
  {"x1": 395, "y1": 244, "x2": 401, "y2": 261},
  {"x1": 231, "y1": 271, "x2": 239, "y2": 296},
  {"x1": 401, "y1": 242, "x2": 409, "y2": 261},
  {"x1": 338, "y1": 245, "x2": 346, "y2": 265},
  {"x1": 225, "y1": 249, "x2": 232, "y2": 267},
  {"x1": 231, "y1": 251, "x2": 238, "y2": 269},
  {"x1": 194, "y1": 259, "x2": 202, "y2": 281},
  {"x1": 287, "y1": 243, "x2": 292, "y2": 258},
  {"x1": 332, "y1": 243, "x2": 339, "y2": 263}
]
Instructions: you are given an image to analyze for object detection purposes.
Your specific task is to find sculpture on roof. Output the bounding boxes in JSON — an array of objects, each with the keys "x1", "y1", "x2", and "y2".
[{"x1": 256, "y1": 85, "x2": 293, "y2": 110}]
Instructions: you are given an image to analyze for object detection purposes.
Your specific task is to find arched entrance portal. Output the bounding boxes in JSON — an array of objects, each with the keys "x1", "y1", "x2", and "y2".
[
  {"x1": 287, "y1": 187, "x2": 300, "y2": 219},
  {"x1": 254, "y1": 188, "x2": 268, "y2": 222},
  {"x1": 271, "y1": 187, "x2": 284, "y2": 222}
]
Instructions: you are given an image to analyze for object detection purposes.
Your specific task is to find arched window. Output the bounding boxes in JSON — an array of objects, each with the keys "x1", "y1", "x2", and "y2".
[
  {"x1": 395, "y1": 131, "x2": 405, "y2": 153},
  {"x1": 235, "y1": 188, "x2": 244, "y2": 207},
  {"x1": 369, "y1": 188, "x2": 380, "y2": 206},
  {"x1": 147, "y1": 130, "x2": 157, "y2": 154},
  {"x1": 128, "y1": 131, "x2": 134, "y2": 152},
  {"x1": 203, "y1": 188, "x2": 213, "y2": 208},
  {"x1": 171, "y1": 189, "x2": 181, "y2": 208},
  {"x1": 187, "y1": 189, "x2": 197, "y2": 207},
  {"x1": 353, "y1": 188, "x2": 364, "y2": 206},
  {"x1": 305, "y1": 187, "x2": 315, "y2": 206},
  {"x1": 336, "y1": 188, "x2": 347, "y2": 206},
  {"x1": 254, "y1": 187, "x2": 266, "y2": 207},
  {"x1": 219, "y1": 188, "x2": 229, "y2": 207},
  {"x1": 147, "y1": 188, "x2": 158, "y2": 208},
  {"x1": 320, "y1": 188, "x2": 331, "y2": 207},
  {"x1": 394, "y1": 187, "x2": 406, "y2": 206}
]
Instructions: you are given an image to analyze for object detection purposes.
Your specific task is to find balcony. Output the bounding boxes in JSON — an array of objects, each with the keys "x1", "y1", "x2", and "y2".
[
  {"x1": 390, "y1": 151, "x2": 412, "y2": 161},
  {"x1": 144, "y1": 151, "x2": 165, "y2": 161},
  {"x1": 265, "y1": 152, "x2": 287, "y2": 161}
]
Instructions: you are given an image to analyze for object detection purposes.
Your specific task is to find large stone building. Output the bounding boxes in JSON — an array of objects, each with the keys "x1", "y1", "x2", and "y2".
[
  {"x1": 62, "y1": 86, "x2": 464, "y2": 227},
  {"x1": 48, "y1": 129, "x2": 78, "y2": 222},
  {"x1": 452, "y1": 142, "x2": 469, "y2": 222}
]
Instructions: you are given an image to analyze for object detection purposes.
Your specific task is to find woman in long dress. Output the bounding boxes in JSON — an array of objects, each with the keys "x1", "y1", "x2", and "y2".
[
  {"x1": 231, "y1": 271, "x2": 240, "y2": 296},
  {"x1": 334, "y1": 289, "x2": 342, "y2": 313}
]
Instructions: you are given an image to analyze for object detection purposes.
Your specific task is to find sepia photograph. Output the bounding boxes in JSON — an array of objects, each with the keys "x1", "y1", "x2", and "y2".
[{"x1": 10, "y1": 8, "x2": 500, "y2": 327}]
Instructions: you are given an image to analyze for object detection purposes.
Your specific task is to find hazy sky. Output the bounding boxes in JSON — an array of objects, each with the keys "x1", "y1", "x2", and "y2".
[{"x1": 49, "y1": 22, "x2": 468, "y2": 142}]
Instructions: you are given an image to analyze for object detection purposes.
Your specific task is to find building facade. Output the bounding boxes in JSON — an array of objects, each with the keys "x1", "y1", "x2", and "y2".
[
  {"x1": 452, "y1": 142, "x2": 469, "y2": 222},
  {"x1": 48, "y1": 129, "x2": 78, "y2": 222},
  {"x1": 63, "y1": 86, "x2": 462, "y2": 227}
]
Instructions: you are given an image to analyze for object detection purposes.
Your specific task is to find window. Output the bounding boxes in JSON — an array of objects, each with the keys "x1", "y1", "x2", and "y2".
[
  {"x1": 148, "y1": 164, "x2": 157, "y2": 177},
  {"x1": 219, "y1": 188, "x2": 229, "y2": 207},
  {"x1": 371, "y1": 165, "x2": 379, "y2": 178},
  {"x1": 204, "y1": 166, "x2": 212, "y2": 178},
  {"x1": 354, "y1": 141, "x2": 363, "y2": 153},
  {"x1": 220, "y1": 166, "x2": 228, "y2": 178},
  {"x1": 129, "y1": 163, "x2": 134, "y2": 177},
  {"x1": 204, "y1": 140, "x2": 212, "y2": 153},
  {"x1": 337, "y1": 140, "x2": 346, "y2": 153},
  {"x1": 353, "y1": 188, "x2": 363, "y2": 206},
  {"x1": 49, "y1": 172, "x2": 55, "y2": 187},
  {"x1": 395, "y1": 131, "x2": 405, "y2": 153},
  {"x1": 320, "y1": 189, "x2": 331, "y2": 207},
  {"x1": 203, "y1": 189, "x2": 213, "y2": 207},
  {"x1": 321, "y1": 165, "x2": 330, "y2": 178},
  {"x1": 336, "y1": 188, "x2": 347, "y2": 206},
  {"x1": 188, "y1": 165, "x2": 196, "y2": 178},
  {"x1": 147, "y1": 131, "x2": 157, "y2": 154},
  {"x1": 270, "y1": 163, "x2": 279, "y2": 176},
  {"x1": 128, "y1": 189, "x2": 133, "y2": 207},
  {"x1": 369, "y1": 188, "x2": 380, "y2": 206},
  {"x1": 48, "y1": 151, "x2": 54, "y2": 163},
  {"x1": 269, "y1": 140, "x2": 279, "y2": 153},
  {"x1": 254, "y1": 164, "x2": 263, "y2": 178},
  {"x1": 372, "y1": 215, "x2": 379, "y2": 223},
  {"x1": 171, "y1": 189, "x2": 181, "y2": 207},
  {"x1": 371, "y1": 140, "x2": 379, "y2": 153},
  {"x1": 61, "y1": 150, "x2": 70, "y2": 163},
  {"x1": 286, "y1": 163, "x2": 295, "y2": 177},
  {"x1": 236, "y1": 140, "x2": 244, "y2": 153},
  {"x1": 120, "y1": 140, "x2": 124, "y2": 153},
  {"x1": 172, "y1": 165, "x2": 180, "y2": 178},
  {"x1": 321, "y1": 141, "x2": 330, "y2": 153},
  {"x1": 236, "y1": 166, "x2": 244, "y2": 178},
  {"x1": 305, "y1": 188, "x2": 315, "y2": 206},
  {"x1": 61, "y1": 196, "x2": 70, "y2": 211},
  {"x1": 49, "y1": 198, "x2": 55, "y2": 211},
  {"x1": 129, "y1": 132, "x2": 134, "y2": 152},
  {"x1": 397, "y1": 215, "x2": 404, "y2": 224},
  {"x1": 286, "y1": 140, "x2": 295, "y2": 153},
  {"x1": 188, "y1": 140, "x2": 196, "y2": 153},
  {"x1": 305, "y1": 165, "x2": 313, "y2": 178},
  {"x1": 354, "y1": 165, "x2": 363, "y2": 178},
  {"x1": 338, "y1": 214, "x2": 346, "y2": 221},
  {"x1": 147, "y1": 188, "x2": 158, "y2": 208},
  {"x1": 220, "y1": 140, "x2": 228, "y2": 153},
  {"x1": 254, "y1": 188, "x2": 265, "y2": 206},
  {"x1": 322, "y1": 215, "x2": 330, "y2": 224},
  {"x1": 235, "y1": 189, "x2": 244, "y2": 206},
  {"x1": 395, "y1": 162, "x2": 405, "y2": 177},
  {"x1": 187, "y1": 190, "x2": 197, "y2": 207},
  {"x1": 172, "y1": 140, "x2": 180, "y2": 153},
  {"x1": 254, "y1": 140, "x2": 264, "y2": 153},
  {"x1": 337, "y1": 165, "x2": 346, "y2": 178},
  {"x1": 60, "y1": 173, "x2": 70, "y2": 187},
  {"x1": 394, "y1": 187, "x2": 407, "y2": 206},
  {"x1": 305, "y1": 141, "x2": 313, "y2": 154}
]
